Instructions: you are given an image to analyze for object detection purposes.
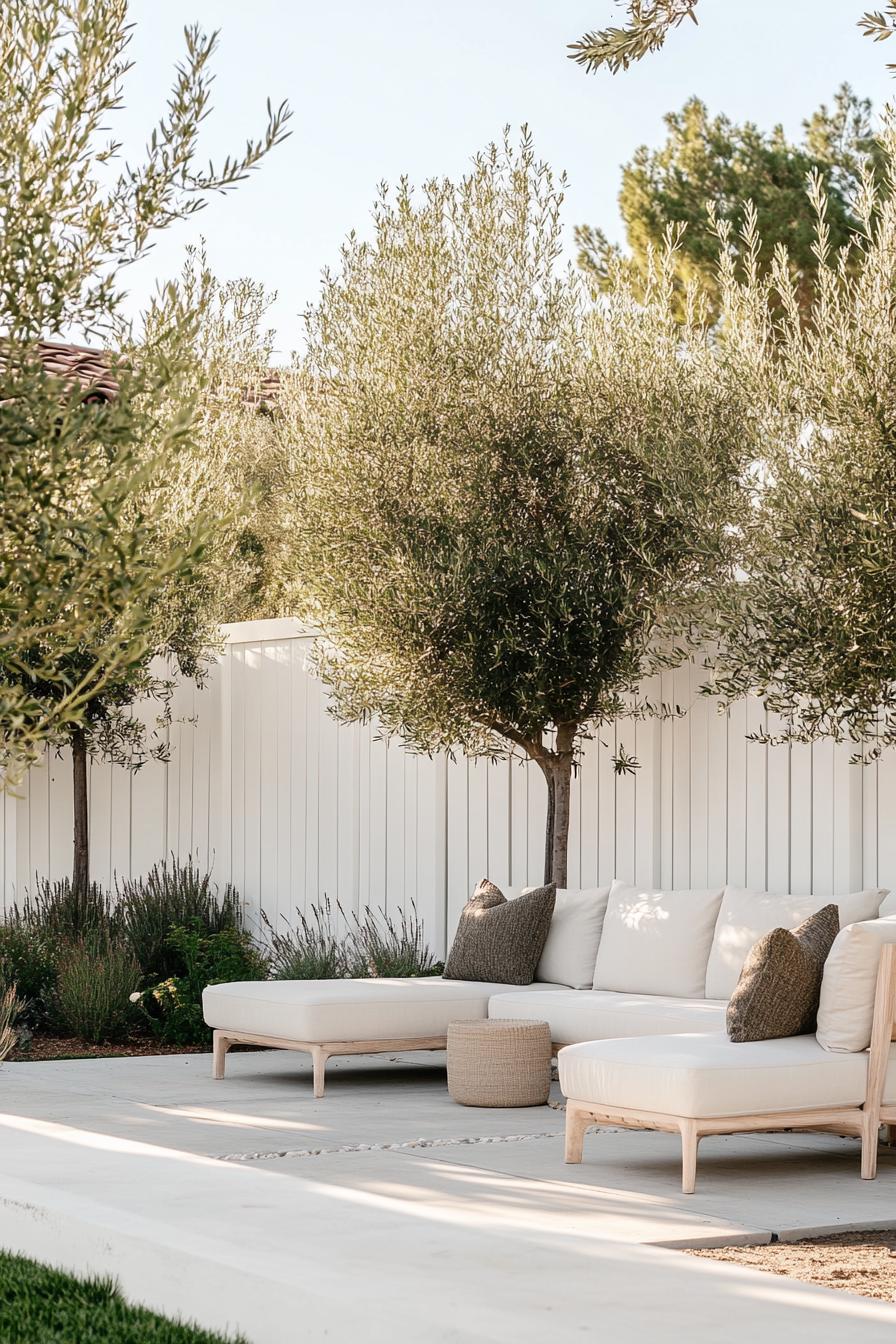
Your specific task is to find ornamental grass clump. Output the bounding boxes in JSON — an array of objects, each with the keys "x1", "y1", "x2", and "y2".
[
  {"x1": 263, "y1": 897, "x2": 348, "y2": 980},
  {"x1": 117, "y1": 856, "x2": 243, "y2": 980},
  {"x1": 53, "y1": 937, "x2": 140, "y2": 1044},
  {"x1": 0, "y1": 986, "x2": 23, "y2": 1062},
  {"x1": 346, "y1": 903, "x2": 441, "y2": 978},
  {"x1": 13, "y1": 877, "x2": 117, "y2": 942}
]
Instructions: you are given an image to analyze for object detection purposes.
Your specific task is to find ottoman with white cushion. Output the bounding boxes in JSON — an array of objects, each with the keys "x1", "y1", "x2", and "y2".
[
  {"x1": 561, "y1": 943, "x2": 896, "y2": 1193},
  {"x1": 203, "y1": 977, "x2": 565, "y2": 1097}
]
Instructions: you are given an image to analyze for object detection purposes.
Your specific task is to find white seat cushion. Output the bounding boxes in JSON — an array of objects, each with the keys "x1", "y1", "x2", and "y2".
[
  {"x1": 817, "y1": 916, "x2": 896, "y2": 1052},
  {"x1": 705, "y1": 885, "x2": 886, "y2": 1001},
  {"x1": 592, "y1": 881, "x2": 724, "y2": 998},
  {"x1": 558, "y1": 1032, "x2": 895, "y2": 1119},
  {"x1": 203, "y1": 976, "x2": 566, "y2": 1043},
  {"x1": 489, "y1": 989, "x2": 727, "y2": 1044}
]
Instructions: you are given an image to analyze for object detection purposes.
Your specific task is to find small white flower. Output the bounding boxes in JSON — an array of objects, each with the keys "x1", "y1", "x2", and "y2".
[{"x1": 129, "y1": 991, "x2": 142, "y2": 1003}]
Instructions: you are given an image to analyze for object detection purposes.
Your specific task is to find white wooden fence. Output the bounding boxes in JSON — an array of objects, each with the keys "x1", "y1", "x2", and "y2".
[{"x1": 2, "y1": 618, "x2": 892, "y2": 955}]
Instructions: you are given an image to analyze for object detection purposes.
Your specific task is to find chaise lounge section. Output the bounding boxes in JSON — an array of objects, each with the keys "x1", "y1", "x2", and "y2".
[{"x1": 204, "y1": 976, "x2": 566, "y2": 1096}]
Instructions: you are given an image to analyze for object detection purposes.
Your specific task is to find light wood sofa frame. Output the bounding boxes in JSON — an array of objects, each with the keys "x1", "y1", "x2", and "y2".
[
  {"x1": 565, "y1": 944, "x2": 896, "y2": 1194},
  {"x1": 213, "y1": 1030, "x2": 448, "y2": 1098}
]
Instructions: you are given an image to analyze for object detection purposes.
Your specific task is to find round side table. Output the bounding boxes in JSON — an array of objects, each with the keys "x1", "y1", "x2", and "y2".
[{"x1": 447, "y1": 1017, "x2": 552, "y2": 1107}]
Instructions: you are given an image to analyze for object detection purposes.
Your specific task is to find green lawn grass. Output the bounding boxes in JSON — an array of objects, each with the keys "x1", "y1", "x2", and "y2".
[{"x1": 0, "y1": 1251, "x2": 245, "y2": 1343}]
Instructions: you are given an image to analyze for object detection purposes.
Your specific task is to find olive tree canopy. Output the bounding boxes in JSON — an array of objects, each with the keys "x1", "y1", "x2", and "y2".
[
  {"x1": 0, "y1": 0, "x2": 289, "y2": 778},
  {"x1": 282, "y1": 131, "x2": 745, "y2": 887}
]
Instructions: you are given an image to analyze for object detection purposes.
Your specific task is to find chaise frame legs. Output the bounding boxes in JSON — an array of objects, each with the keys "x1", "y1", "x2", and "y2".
[
  {"x1": 563, "y1": 944, "x2": 896, "y2": 1193},
  {"x1": 211, "y1": 1029, "x2": 447, "y2": 1097},
  {"x1": 564, "y1": 1102, "x2": 591, "y2": 1164}
]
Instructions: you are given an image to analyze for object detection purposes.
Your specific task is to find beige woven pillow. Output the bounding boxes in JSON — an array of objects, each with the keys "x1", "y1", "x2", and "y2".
[
  {"x1": 727, "y1": 904, "x2": 839, "y2": 1043},
  {"x1": 444, "y1": 880, "x2": 556, "y2": 985}
]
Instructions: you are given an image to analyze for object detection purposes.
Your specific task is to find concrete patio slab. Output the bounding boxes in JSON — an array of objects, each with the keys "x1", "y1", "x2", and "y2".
[{"x1": 1, "y1": 1049, "x2": 895, "y2": 1342}]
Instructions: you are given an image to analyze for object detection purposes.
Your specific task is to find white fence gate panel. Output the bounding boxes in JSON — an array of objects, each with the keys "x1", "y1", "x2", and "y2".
[{"x1": 0, "y1": 618, "x2": 885, "y2": 955}]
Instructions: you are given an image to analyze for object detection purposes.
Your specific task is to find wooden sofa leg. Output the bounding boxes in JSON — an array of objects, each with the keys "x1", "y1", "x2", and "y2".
[
  {"x1": 311, "y1": 1045, "x2": 330, "y2": 1099},
  {"x1": 565, "y1": 1104, "x2": 591, "y2": 1164},
  {"x1": 861, "y1": 1115, "x2": 880, "y2": 1180},
  {"x1": 213, "y1": 1031, "x2": 230, "y2": 1080},
  {"x1": 680, "y1": 1120, "x2": 699, "y2": 1195}
]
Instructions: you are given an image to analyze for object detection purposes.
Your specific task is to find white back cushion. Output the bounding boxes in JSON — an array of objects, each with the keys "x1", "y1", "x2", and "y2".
[
  {"x1": 705, "y1": 886, "x2": 885, "y2": 1002},
  {"x1": 816, "y1": 916, "x2": 896, "y2": 1052},
  {"x1": 879, "y1": 891, "x2": 896, "y2": 917},
  {"x1": 592, "y1": 881, "x2": 724, "y2": 998},
  {"x1": 518, "y1": 886, "x2": 610, "y2": 989},
  {"x1": 538, "y1": 886, "x2": 610, "y2": 989}
]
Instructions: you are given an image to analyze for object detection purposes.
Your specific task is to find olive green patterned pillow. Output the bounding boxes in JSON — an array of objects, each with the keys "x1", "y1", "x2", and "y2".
[
  {"x1": 727, "y1": 904, "x2": 840, "y2": 1043},
  {"x1": 444, "y1": 879, "x2": 556, "y2": 985}
]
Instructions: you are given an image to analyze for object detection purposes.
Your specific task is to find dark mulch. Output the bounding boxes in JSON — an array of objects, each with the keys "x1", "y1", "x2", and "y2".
[{"x1": 8, "y1": 1033, "x2": 207, "y2": 1062}]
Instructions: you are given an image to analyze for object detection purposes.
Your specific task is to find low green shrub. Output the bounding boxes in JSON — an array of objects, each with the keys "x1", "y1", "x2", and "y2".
[
  {"x1": 117, "y1": 856, "x2": 243, "y2": 980},
  {"x1": 13, "y1": 877, "x2": 117, "y2": 942},
  {"x1": 263, "y1": 897, "x2": 348, "y2": 980},
  {"x1": 0, "y1": 1249, "x2": 246, "y2": 1342},
  {"x1": 53, "y1": 937, "x2": 140, "y2": 1044},
  {"x1": 346, "y1": 902, "x2": 442, "y2": 978},
  {"x1": 0, "y1": 921, "x2": 59, "y2": 1029},
  {"x1": 136, "y1": 922, "x2": 268, "y2": 1047}
]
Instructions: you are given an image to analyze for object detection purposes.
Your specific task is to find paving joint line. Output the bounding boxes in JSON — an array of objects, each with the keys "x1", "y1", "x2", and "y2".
[{"x1": 213, "y1": 1129, "x2": 565, "y2": 1163}]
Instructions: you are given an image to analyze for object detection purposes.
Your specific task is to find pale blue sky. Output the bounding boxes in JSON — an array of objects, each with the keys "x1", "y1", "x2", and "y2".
[{"x1": 122, "y1": 1, "x2": 894, "y2": 358}]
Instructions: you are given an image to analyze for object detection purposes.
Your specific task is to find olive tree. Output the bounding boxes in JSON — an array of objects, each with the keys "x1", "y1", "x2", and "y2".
[
  {"x1": 707, "y1": 130, "x2": 896, "y2": 765},
  {"x1": 282, "y1": 131, "x2": 745, "y2": 888},
  {"x1": 32, "y1": 254, "x2": 280, "y2": 895},
  {"x1": 0, "y1": 0, "x2": 289, "y2": 779}
]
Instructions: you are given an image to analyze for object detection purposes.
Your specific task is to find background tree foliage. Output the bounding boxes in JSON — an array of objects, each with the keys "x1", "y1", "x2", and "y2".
[
  {"x1": 576, "y1": 86, "x2": 882, "y2": 322},
  {"x1": 705, "y1": 128, "x2": 896, "y2": 763},
  {"x1": 570, "y1": 0, "x2": 698, "y2": 74},
  {"x1": 571, "y1": 2, "x2": 896, "y2": 74},
  {"x1": 282, "y1": 131, "x2": 746, "y2": 888},
  {"x1": 0, "y1": 0, "x2": 289, "y2": 782}
]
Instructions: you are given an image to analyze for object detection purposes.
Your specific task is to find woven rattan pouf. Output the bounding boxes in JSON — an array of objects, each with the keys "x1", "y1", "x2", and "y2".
[{"x1": 447, "y1": 1018, "x2": 552, "y2": 1107}]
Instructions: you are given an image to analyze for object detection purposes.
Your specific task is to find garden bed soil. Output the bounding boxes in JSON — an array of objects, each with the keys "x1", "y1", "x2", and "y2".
[
  {"x1": 9, "y1": 1034, "x2": 208, "y2": 1062},
  {"x1": 688, "y1": 1230, "x2": 896, "y2": 1301}
]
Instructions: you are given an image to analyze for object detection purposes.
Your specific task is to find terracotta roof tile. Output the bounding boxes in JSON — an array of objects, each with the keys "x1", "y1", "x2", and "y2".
[
  {"x1": 36, "y1": 339, "x2": 119, "y2": 403},
  {"x1": 32, "y1": 339, "x2": 280, "y2": 409}
]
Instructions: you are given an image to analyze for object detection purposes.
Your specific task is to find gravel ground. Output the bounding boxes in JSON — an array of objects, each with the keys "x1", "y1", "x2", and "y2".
[{"x1": 688, "y1": 1230, "x2": 896, "y2": 1301}]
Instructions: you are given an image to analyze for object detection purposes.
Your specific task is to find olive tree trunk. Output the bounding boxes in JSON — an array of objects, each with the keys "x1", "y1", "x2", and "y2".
[
  {"x1": 71, "y1": 727, "x2": 90, "y2": 896},
  {"x1": 535, "y1": 722, "x2": 577, "y2": 889}
]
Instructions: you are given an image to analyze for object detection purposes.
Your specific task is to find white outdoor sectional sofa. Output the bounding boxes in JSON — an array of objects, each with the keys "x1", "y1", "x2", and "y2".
[{"x1": 204, "y1": 880, "x2": 896, "y2": 1113}]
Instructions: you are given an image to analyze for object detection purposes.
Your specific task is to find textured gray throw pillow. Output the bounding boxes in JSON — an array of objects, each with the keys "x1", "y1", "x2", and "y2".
[
  {"x1": 444, "y1": 879, "x2": 556, "y2": 985},
  {"x1": 727, "y1": 903, "x2": 840, "y2": 1043}
]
